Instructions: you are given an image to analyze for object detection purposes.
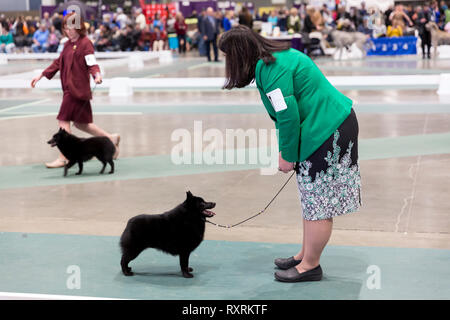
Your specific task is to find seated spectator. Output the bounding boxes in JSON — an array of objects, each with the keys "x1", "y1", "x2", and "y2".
[
  {"x1": 41, "y1": 12, "x2": 52, "y2": 29},
  {"x1": 95, "y1": 24, "x2": 112, "y2": 52},
  {"x1": 116, "y1": 7, "x2": 129, "y2": 29},
  {"x1": 153, "y1": 13, "x2": 164, "y2": 31},
  {"x1": 119, "y1": 24, "x2": 136, "y2": 51},
  {"x1": 47, "y1": 25, "x2": 61, "y2": 52},
  {"x1": 387, "y1": 24, "x2": 403, "y2": 37},
  {"x1": 287, "y1": 7, "x2": 301, "y2": 33},
  {"x1": 0, "y1": 24, "x2": 15, "y2": 53},
  {"x1": 138, "y1": 25, "x2": 152, "y2": 51},
  {"x1": 110, "y1": 25, "x2": 122, "y2": 51},
  {"x1": 32, "y1": 24, "x2": 49, "y2": 53},
  {"x1": 321, "y1": 4, "x2": 334, "y2": 27},
  {"x1": 261, "y1": 11, "x2": 269, "y2": 22},
  {"x1": 370, "y1": 16, "x2": 387, "y2": 38},
  {"x1": 277, "y1": 9, "x2": 289, "y2": 32},
  {"x1": 52, "y1": 12, "x2": 63, "y2": 33},
  {"x1": 131, "y1": 23, "x2": 142, "y2": 50},
  {"x1": 87, "y1": 14, "x2": 98, "y2": 30},
  {"x1": 12, "y1": 16, "x2": 28, "y2": 51},
  {"x1": 87, "y1": 25, "x2": 99, "y2": 43},
  {"x1": 152, "y1": 26, "x2": 167, "y2": 51},
  {"x1": 268, "y1": 10, "x2": 278, "y2": 29},
  {"x1": 357, "y1": 16, "x2": 372, "y2": 36}
]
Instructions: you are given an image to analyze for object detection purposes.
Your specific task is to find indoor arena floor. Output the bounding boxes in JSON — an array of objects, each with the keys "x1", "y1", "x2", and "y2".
[{"x1": 0, "y1": 53, "x2": 449, "y2": 300}]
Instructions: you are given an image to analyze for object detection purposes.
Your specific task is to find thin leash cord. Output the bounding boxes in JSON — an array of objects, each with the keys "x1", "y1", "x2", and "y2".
[{"x1": 206, "y1": 164, "x2": 298, "y2": 229}]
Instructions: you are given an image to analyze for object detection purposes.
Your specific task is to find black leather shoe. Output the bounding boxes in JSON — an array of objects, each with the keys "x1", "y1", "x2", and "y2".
[
  {"x1": 274, "y1": 256, "x2": 302, "y2": 270},
  {"x1": 274, "y1": 265, "x2": 323, "y2": 283}
]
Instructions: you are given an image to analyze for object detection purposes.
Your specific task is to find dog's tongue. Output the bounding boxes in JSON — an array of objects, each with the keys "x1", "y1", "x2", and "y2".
[{"x1": 203, "y1": 210, "x2": 215, "y2": 217}]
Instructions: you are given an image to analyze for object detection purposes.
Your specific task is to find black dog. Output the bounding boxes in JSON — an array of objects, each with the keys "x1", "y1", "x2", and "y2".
[
  {"x1": 120, "y1": 191, "x2": 216, "y2": 278},
  {"x1": 47, "y1": 128, "x2": 115, "y2": 177}
]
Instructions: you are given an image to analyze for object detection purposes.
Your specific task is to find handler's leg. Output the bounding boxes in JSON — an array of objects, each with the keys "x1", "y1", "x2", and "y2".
[
  {"x1": 296, "y1": 218, "x2": 333, "y2": 273},
  {"x1": 46, "y1": 120, "x2": 71, "y2": 168},
  {"x1": 293, "y1": 218, "x2": 306, "y2": 261}
]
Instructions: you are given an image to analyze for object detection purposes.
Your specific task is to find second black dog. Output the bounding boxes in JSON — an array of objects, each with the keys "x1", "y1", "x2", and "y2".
[
  {"x1": 47, "y1": 128, "x2": 115, "y2": 176},
  {"x1": 120, "y1": 191, "x2": 216, "y2": 278}
]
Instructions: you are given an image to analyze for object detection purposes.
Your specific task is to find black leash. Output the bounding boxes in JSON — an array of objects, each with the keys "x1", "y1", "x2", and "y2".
[{"x1": 206, "y1": 162, "x2": 300, "y2": 229}]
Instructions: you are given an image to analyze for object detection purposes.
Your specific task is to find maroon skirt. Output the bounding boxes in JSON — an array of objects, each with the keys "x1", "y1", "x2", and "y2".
[{"x1": 57, "y1": 91, "x2": 93, "y2": 123}]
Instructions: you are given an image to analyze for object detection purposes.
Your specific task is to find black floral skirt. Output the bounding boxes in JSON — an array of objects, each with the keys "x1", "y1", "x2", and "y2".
[{"x1": 296, "y1": 108, "x2": 362, "y2": 221}]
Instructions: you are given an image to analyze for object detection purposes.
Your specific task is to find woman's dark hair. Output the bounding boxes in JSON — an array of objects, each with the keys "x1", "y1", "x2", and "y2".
[{"x1": 218, "y1": 25, "x2": 290, "y2": 89}]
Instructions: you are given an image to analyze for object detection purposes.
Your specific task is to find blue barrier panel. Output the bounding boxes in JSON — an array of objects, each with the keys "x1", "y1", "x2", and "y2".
[{"x1": 367, "y1": 36, "x2": 417, "y2": 56}]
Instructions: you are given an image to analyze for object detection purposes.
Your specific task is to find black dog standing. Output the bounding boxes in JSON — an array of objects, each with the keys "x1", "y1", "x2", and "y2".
[
  {"x1": 120, "y1": 191, "x2": 216, "y2": 278},
  {"x1": 47, "y1": 128, "x2": 116, "y2": 176}
]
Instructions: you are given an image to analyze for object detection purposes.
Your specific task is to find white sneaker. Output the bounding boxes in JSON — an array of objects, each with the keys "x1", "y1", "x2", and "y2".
[{"x1": 45, "y1": 158, "x2": 68, "y2": 168}]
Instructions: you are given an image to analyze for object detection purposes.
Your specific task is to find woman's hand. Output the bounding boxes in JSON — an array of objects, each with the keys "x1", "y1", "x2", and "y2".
[
  {"x1": 278, "y1": 152, "x2": 294, "y2": 173},
  {"x1": 31, "y1": 74, "x2": 43, "y2": 88},
  {"x1": 94, "y1": 73, "x2": 102, "y2": 84}
]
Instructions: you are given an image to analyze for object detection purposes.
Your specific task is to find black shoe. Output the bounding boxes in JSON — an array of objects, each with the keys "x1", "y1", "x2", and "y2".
[
  {"x1": 274, "y1": 265, "x2": 323, "y2": 283},
  {"x1": 274, "y1": 256, "x2": 301, "y2": 270}
]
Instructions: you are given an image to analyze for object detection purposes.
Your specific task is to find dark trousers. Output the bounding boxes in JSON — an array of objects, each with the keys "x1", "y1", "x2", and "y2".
[
  {"x1": 178, "y1": 34, "x2": 186, "y2": 54},
  {"x1": 205, "y1": 35, "x2": 218, "y2": 61},
  {"x1": 420, "y1": 30, "x2": 431, "y2": 56}
]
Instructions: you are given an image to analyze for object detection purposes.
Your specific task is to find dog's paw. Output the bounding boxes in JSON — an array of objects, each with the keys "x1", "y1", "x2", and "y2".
[
  {"x1": 75, "y1": 172, "x2": 82, "y2": 175},
  {"x1": 182, "y1": 271, "x2": 194, "y2": 278},
  {"x1": 122, "y1": 266, "x2": 134, "y2": 276},
  {"x1": 188, "y1": 267, "x2": 193, "y2": 272}
]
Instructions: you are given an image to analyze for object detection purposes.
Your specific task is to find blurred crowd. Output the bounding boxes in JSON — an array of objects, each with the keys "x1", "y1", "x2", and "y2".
[{"x1": 1, "y1": 1, "x2": 450, "y2": 54}]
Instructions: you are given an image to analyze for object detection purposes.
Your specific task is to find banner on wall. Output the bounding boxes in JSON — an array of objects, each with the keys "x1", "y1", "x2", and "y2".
[
  {"x1": 367, "y1": 36, "x2": 417, "y2": 56},
  {"x1": 346, "y1": 0, "x2": 394, "y2": 11},
  {"x1": 139, "y1": 0, "x2": 177, "y2": 22}
]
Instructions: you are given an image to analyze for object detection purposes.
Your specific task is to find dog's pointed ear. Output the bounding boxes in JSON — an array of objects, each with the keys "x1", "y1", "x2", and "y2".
[{"x1": 186, "y1": 191, "x2": 193, "y2": 199}]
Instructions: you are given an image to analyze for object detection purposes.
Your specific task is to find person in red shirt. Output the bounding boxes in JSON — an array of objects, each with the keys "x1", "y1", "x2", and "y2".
[
  {"x1": 31, "y1": 12, "x2": 120, "y2": 168},
  {"x1": 174, "y1": 12, "x2": 188, "y2": 54}
]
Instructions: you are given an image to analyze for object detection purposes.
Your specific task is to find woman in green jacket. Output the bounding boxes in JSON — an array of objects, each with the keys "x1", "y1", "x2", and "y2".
[{"x1": 219, "y1": 26, "x2": 361, "y2": 283}]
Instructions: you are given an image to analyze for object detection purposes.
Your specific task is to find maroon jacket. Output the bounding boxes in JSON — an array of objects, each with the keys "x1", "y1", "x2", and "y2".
[{"x1": 42, "y1": 36, "x2": 100, "y2": 101}]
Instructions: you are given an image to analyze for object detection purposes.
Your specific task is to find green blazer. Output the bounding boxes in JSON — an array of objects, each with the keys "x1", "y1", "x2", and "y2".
[{"x1": 255, "y1": 48, "x2": 353, "y2": 163}]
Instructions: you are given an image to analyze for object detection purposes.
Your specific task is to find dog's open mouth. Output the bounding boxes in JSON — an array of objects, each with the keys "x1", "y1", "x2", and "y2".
[
  {"x1": 47, "y1": 140, "x2": 56, "y2": 147},
  {"x1": 203, "y1": 209, "x2": 215, "y2": 217}
]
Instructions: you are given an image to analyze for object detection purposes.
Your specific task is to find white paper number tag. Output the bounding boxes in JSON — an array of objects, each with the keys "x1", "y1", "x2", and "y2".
[
  {"x1": 85, "y1": 54, "x2": 97, "y2": 66},
  {"x1": 266, "y1": 88, "x2": 287, "y2": 112}
]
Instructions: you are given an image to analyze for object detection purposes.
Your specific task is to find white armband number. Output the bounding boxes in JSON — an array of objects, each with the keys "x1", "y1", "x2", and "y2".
[
  {"x1": 84, "y1": 54, "x2": 97, "y2": 66},
  {"x1": 266, "y1": 88, "x2": 288, "y2": 112}
]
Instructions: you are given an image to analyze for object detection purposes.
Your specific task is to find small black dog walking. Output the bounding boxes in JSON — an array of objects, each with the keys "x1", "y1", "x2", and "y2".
[
  {"x1": 47, "y1": 128, "x2": 115, "y2": 176},
  {"x1": 120, "y1": 191, "x2": 216, "y2": 278}
]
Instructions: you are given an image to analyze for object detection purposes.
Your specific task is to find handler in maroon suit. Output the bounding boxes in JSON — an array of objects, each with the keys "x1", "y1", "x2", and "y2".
[{"x1": 31, "y1": 12, "x2": 120, "y2": 168}]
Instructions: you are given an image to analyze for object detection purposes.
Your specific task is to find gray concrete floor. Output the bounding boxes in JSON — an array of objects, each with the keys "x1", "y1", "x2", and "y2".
[{"x1": 0, "y1": 53, "x2": 449, "y2": 251}]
